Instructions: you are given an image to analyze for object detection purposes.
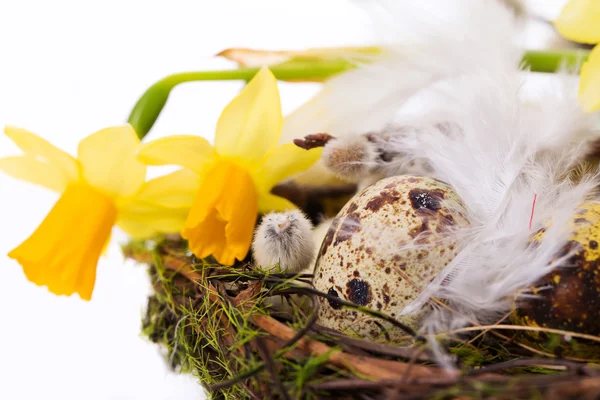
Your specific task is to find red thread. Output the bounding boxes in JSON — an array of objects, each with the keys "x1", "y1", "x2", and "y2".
[{"x1": 529, "y1": 193, "x2": 537, "y2": 231}]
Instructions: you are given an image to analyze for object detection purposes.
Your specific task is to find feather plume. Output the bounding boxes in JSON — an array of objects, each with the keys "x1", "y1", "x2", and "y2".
[
  {"x1": 282, "y1": 0, "x2": 523, "y2": 137},
  {"x1": 388, "y1": 70, "x2": 600, "y2": 332},
  {"x1": 293, "y1": 1, "x2": 600, "y2": 332},
  {"x1": 281, "y1": 0, "x2": 524, "y2": 184}
]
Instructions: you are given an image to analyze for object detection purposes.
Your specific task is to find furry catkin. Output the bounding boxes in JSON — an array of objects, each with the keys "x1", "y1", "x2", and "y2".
[{"x1": 252, "y1": 210, "x2": 315, "y2": 274}]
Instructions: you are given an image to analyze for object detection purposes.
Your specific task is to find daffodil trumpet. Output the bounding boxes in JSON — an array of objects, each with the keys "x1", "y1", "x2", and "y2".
[
  {"x1": 128, "y1": 49, "x2": 590, "y2": 139},
  {"x1": 0, "y1": 125, "x2": 189, "y2": 300},
  {"x1": 136, "y1": 67, "x2": 323, "y2": 266}
]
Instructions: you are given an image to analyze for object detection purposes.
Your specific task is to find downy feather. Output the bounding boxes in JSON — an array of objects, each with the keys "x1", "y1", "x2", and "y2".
[
  {"x1": 281, "y1": 0, "x2": 524, "y2": 184},
  {"x1": 303, "y1": 0, "x2": 600, "y2": 332}
]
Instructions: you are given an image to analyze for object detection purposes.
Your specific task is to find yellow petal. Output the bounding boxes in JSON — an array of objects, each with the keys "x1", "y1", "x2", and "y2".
[
  {"x1": 132, "y1": 169, "x2": 200, "y2": 209},
  {"x1": 0, "y1": 155, "x2": 72, "y2": 192},
  {"x1": 183, "y1": 161, "x2": 258, "y2": 265},
  {"x1": 137, "y1": 135, "x2": 216, "y2": 175},
  {"x1": 117, "y1": 201, "x2": 189, "y2": 238},
  {"x1": 8, "y1": 184, "x2": 117, "y2": 301},
  {"x1": 258, "y1": 193, "x2": 297, "y2": 214},
  {"x1": 254, "y1": 143, "x2": 323, "y2": 192},
  {"x1": 554, "y1": 0, "x2": 600, "y2": 44},
  {"x1": 4, "y1": 126, "x2": 79, "y2": 183},
  {"x1": 214, "y1": 67, "x2": 283, "y2": 166},
  {"x1": 78, "y1": 125, "x2": 146, "y2": 198},
  {"x1": 579, "y1": 44, "x2": 600, "y2": 112}
]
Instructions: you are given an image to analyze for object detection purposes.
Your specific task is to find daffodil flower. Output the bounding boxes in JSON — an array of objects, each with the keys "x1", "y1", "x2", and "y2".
[
  {"x1": 555, "y1": 0, "x2": 600, "y2": 112},
  {"x1": 137, "y1": 67, "x2": 322, "y2": 265},
  {"x1": 0, "y1": 125, "x2": 188, "y2": 300}
]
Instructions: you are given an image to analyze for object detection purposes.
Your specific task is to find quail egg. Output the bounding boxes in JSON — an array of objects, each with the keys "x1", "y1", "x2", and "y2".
[
  {"x1": 512, "y1": 203, "x2": 600, "y2": 359},
  {"x1": 312, "y1": 175, "x2": 470, "y2": 342}
]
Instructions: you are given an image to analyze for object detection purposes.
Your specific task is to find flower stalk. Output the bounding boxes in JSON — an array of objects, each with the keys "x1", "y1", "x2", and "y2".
[
  {"x1": 128, "y1": 59, "x2": 355, "y2": 139},
  {"x1": 128, "y1": 49, "x2": 591, "y2": 139}
]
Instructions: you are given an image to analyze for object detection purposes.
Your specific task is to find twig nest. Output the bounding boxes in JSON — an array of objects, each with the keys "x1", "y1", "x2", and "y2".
[
  {"x1": 312, "y1": 176, "x2": 470, "y2": 342},
  {"x1": 512, "y1": 203, "x2": 600, "y2": 359}
]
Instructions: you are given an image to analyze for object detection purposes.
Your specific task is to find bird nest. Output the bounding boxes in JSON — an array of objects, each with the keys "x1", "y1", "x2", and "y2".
[{"x1": 122, "y1": 183, "x2": 600, "y2": 400}]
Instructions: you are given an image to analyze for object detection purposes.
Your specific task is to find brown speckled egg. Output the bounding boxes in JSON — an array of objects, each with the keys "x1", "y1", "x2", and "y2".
[
  {"x1": 512, "y1": 203, "x2": 600, "y2": 359},
  {"x1": 312, "y1": 175, "x2": 470, "y2": 342}
]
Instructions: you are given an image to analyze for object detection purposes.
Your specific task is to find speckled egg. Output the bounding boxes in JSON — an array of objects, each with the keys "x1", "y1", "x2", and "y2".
[
  {"x1": 312, "y1": 175, "x2": 470, "y2": 342},
  {"x1": 512, "y1": 203, "x2": 600, "y2": 359}
]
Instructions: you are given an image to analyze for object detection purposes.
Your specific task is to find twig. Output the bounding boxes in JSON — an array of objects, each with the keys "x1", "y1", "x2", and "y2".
[
  {"x1": 255, "y1": 336, "x2": 291, "y2": 400},
  {"x1": 276, "y1": 296, "x2": 320, "y2": 354},
  {"x1": 313, "y1": 326, "x2": 431, "y2": 362},
  {"x1": 401, "y1": 347, "x2": 430, "y2": 382},
  {"x1": 207, "y1": 364, "x2": 265, "y2": 392},
  {"x1": 425, "y1": 298, "x2": 596, "y2": 361},
  {"x1": 466, "y1": 358, "x2": 587, "y2": 377},
  {"x1": 466, "y1": 311, "x2": 511, "y2": 345},
  {"x1": 250, "y1": 313, "x2": 444, "y2": 380},
  {"x1": 239, "y1": 382, "x2": 262, "y2": 400},
  {"x1": 208, "y1": 272, "x2": 315, "y2": 283},
  {"x1": 445, "y1": 324, "x2": 600, "y2": 344},
  {"x1": 273, "y1": 282, "x2": 423, "y2": 340}
]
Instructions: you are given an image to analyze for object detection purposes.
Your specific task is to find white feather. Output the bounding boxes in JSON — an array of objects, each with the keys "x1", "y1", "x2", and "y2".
[
  {"x1": 278, "y1": 0, "x2": 600, "y2": 343},
  {"x1": 286, "y1": 0, "x2": 600, "y2": 334},
  {"x1": 384, "y1": 68, "x2": 600, "y2": 332},
  {"x1": 281, "y1": 0, "x2": 524, "y2": 184}
]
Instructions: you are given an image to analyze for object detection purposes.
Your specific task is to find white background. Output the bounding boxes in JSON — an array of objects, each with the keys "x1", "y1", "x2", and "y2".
[{"x1": 0, "y1": 1, "x2": 568, "y2": 399}]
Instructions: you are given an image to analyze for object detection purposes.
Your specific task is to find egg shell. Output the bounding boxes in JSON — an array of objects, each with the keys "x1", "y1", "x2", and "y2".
[
  {"x1": 512, "y1": 203, "x2": 600, "y2": 359},
  {"x1": 312, "y1": 175, "x2": 470, "y2": 342}
]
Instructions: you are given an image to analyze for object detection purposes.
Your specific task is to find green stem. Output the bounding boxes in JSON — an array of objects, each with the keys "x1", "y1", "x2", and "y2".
[
  {"x1": 128, "y1": 59, "x2": 355, "y2": 139},
  {"x1": 128, "y1": 49, "x2": 591, "y2": 139},
  {"x1": 520, "y1": 49, "x2": 589, "y2": 73}
]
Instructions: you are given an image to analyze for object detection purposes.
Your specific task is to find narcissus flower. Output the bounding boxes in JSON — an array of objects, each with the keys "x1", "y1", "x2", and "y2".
[
  {"x1": 137, "y1": 67, "x2": 322, "y2": 265},
  {"x1": 555, "y1": 0, "x2": 600, "y2": 112},
  {"x1": 219, "y1": 46, "x2": 386, "y2": 186},
  {"x1": 0, "y1": 125, "x2": 188, "y2": 300}
]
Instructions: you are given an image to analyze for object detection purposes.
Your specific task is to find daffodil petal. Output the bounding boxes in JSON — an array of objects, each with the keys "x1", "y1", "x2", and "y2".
[
  {"x1": 0, "y1": 155, "x2": 71, "y2": 192},
  {"x1": 132, "y1": 169, "x2": 200, "y2": 208},
  {"x1": 137, "y1": 135, "x2": 216, "y2": 174},
  {"x1": 258, "y1": 193, "x2": 297, "y2": 214},
  {"x1": 4, "y1": 126, "x2": 79, "y2": 183},
  {"x1": 216, "y1": 170, "x2": 259, "y2": 264},
  {"x1": 117, "y1": 201, "x2": 189, "y2": 238},
  {"x1": 8, "y1": 184, "x2": 116, "y2": 301},
  {"x1": 555, "y1": 0, "x2": 600, "y2": 44},
  {"x1": 78, "y1": 125, "x2": 146, "y2": 198},
  {"x1": 183, "y1": 161, "x2": 258, "y2": 265},
  {"x1": 254, "y1": 144, "x2": 323, "y2": 192},
  {"x1": 184, "y1": 208, "x2": 229, "y2": 261},
  {"x1": 214, "y1": 67, "x2": 283, "y2": 166},
  {"x1": 579, "y1": 44, "x2": 600, "y2": 112}
]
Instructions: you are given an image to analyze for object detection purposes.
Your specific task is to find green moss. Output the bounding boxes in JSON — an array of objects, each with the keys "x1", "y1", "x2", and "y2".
[{"x1": 129, "y1": 237, "x2": 600, "y2": 399}]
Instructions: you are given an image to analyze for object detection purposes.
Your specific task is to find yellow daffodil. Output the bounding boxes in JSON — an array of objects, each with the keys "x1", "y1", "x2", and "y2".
[
  {"x1": 219, "y1": 46, "x2": 388, "y2": 186},
  {"x1": 137, "y1": 67, "x2": 322, "y2": 265},
  {"x1": 0, "y1": 125, "x2": 188, "y2": 300},
  {"x1": 555, "y1": 0, "x2": 600, "y2": 112}
]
